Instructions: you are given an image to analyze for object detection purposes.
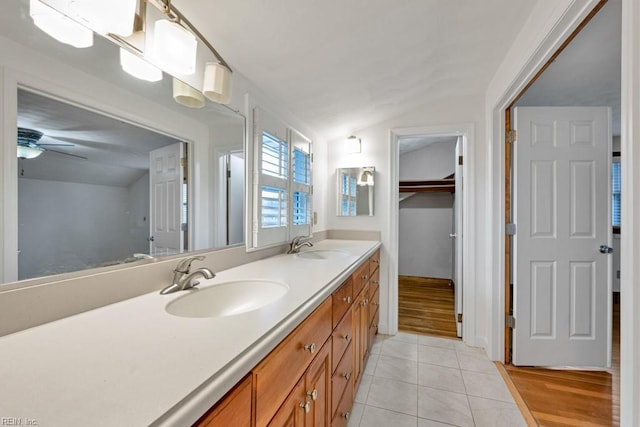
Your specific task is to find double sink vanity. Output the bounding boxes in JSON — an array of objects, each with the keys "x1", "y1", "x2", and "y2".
[{"x1": 0, "y1": 239, "x2": 381, "y2": 426}]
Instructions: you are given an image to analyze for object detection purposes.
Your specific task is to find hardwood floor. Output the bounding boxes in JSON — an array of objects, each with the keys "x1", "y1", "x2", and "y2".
[
  {"x1": 398, "y1": 275, "x2": 458, "y2": 338},
  {"x1": 503, "y1": 296, "x2": 620, "y2": 426}
]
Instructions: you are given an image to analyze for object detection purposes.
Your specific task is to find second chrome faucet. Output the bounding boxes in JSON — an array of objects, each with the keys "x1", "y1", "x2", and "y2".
[
  {"x1": 287, "y1": 236, "x2": 313, "y2": 254},
  {"x1": 160, "y1": 256, "x2": 215, "y2": 295}
]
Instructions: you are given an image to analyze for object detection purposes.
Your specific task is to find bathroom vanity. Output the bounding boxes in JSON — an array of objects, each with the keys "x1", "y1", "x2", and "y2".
[{"x1": 0, "y1": 239, "x2": 381, "y2": 426}]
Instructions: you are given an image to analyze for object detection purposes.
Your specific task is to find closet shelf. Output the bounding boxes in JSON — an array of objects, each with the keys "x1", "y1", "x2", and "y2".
[{"x1": 399, "y1": 178, "x2": 455, "y2": 193}]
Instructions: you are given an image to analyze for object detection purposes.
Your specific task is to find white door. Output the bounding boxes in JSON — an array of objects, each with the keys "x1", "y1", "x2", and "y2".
[
  {"x1": 513, "y1": 107, "x2": 612, "y2": 367},
  {"x1": 149, "y1": 143, "x2": 184, "y2": 256},
  {"x1": 453, "y1": 137, "x2": 463, "y2": 337}
]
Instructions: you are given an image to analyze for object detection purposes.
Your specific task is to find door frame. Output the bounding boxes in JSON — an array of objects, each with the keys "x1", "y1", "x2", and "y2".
[
  {"x1": 388, "y1": 123, "x2": 474, "y2": 344},
  {"x1": 487, "y1": 0, "x2": 640, "y2": 424}
]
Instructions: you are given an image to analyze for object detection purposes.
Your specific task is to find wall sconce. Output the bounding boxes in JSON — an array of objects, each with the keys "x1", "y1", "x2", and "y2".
[
  {"x1": 30, "y1": 0, "x2": 93, "y2": 48},
  {"x1": 346, "y1": 135, "x2": 362, "y2": 154}
]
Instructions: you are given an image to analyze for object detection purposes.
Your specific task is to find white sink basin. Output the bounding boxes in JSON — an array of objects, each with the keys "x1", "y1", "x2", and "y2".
[
  {"x1": 166, "y1": 280, "x2": 289, "y2": 318},
  {"x1": 296, "y1": 250, "x2": 348, "y2": 260}
]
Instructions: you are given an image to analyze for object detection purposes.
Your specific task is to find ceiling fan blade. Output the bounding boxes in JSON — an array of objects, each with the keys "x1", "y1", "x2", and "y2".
[{"x1": 45, "y1": 148, "x2": 88, "y2": 160}]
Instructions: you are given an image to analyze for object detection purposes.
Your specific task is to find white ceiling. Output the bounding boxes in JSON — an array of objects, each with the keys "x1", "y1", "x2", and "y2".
[
  {"x1": 175, "y1": 0, "x2": 538, "y2": 141},
  {"x1": 399, "y1": 135, "x2": 458, "y2": 156},
  {"x1": 516, "y1": 0, "x2": 621, "y2": 135}
]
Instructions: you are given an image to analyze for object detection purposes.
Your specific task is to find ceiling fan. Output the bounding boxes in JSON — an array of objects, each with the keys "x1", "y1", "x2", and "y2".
[{"x1": 17, "y1": 127, "x2": 88, "y2": 160}]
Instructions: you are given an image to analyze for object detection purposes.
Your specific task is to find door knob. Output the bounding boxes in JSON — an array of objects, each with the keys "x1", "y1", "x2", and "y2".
[
  {"x1": 599, "y1": 245, "x2": 613, "y2": 254},
  {"x1": 449, "y1": 233, "x2": 457, "y2": 238}
]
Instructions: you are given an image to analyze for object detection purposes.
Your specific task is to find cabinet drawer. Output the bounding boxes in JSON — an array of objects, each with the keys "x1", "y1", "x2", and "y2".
[
  {"x1": 254, "y1": 298, "x2": 333, "y2": 427},
  {"x1": 369, "y1": 249, "x2": 380, "y2": 276},
  {"x1": 332, "y1": 307, "x2": 353, "y2": 372},
  {"x1": 368, "y1": 284, "x2": 380, "y2": 326},
  {"x1": 332, "y1": 278, "x2": 353, "y2": 328},
  {"x1": 331, "y1": 374, "x2": 354, "y2": 427},
  {"x1": 368, "y1": 268, "x2": 380, "y2": 298},
  {"x1": 331, "y1": 342, "x2": 353, "y2": 418},
  {"x1": 352, "y1": 262, "x2": 370, "y2": 296}
]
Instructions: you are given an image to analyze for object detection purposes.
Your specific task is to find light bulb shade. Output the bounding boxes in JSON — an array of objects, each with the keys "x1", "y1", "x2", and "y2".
[
  {"x1": 30, "y1": 0, "x2": 93, "y2": 48},
  {"x1": 17, "y1": 145, "x2": 44, "y2": 159},
  {"x1": 120, "y1": 48, "x2": 163, "y2": 82},
  {"x1": 345, "y1": 135, "x2": 362, "y2": 154},
  {"x1": 69, "y1": 0, "x2": 136, "y2": 36},
  {"x1": 151, "y1": 20, "x2": 197, "y2": 76},
  {"x1": 202, "y1": 62, "x2": 232, "y2": 104},
  {"x1": 172, "y1": 78, "x2": 205, "y2": 108}
]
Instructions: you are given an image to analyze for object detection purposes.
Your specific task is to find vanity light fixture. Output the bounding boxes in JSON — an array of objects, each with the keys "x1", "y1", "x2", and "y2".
[
  {"x1": 202, "y1": 62, "x2": 232, "y2": 104},
  {"x1": 345, "y1": 135, "x2": 362, "y2": 154},
  {"x1": 120, "y1": 48, "x2": 163, "y2": 82},
  {"x1": 172, "y1": 78, "x2": 205, "y2": 108},
  {"x1": 150, "y1": 18, "x2": 197, "y2": 75},
  {"x1": 69, "y1": 0, "x2": 137, "y2": 36},
  {"x1": 29, "y1": 0, "x2": 93, "y2": 48}
]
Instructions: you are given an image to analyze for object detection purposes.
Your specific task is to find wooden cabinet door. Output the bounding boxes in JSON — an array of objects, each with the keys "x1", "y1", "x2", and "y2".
[
  {"x1": 194, "y1": 375, "x2": 252, "y2": 427},
  {"x1": 305, "y1": 342, "x2": 331, "y2": 427},
  {"x1": 359, "y1": 282, "x2": 370, "y2": 374},
  {"x1": 352, "y1": 292, "x2": 363, "y2": 386},
  {"x1": 268, "y1": 377, "x2": 306, "y2": 427}
]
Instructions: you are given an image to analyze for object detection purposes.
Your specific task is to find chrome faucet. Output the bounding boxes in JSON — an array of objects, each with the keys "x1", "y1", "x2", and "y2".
[
  {"x1": 160, "y1": 256, "x2": 216, "y2": 295},
  {"x1": 287, "y1": 236, "x2": 313, "y2": 254}
]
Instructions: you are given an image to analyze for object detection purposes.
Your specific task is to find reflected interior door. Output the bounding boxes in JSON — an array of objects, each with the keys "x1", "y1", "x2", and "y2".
[
  {"x1": 149, "y1": 142, "x2": 184, "y2": 256},
  {"x1": 513, "y1": 106, "x2": 611, "y2": 367}
]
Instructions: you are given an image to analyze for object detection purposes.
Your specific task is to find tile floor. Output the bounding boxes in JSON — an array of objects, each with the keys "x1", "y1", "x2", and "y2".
[{"x1": 347, "y1": 332, "x2": 526, "y2": 427}]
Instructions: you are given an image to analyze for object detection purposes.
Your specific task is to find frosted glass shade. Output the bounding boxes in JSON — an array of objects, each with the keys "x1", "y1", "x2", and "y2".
[
  {"x1": 151, "y1": 20, "x2": 197, "y2": 76},
  {"x1": 69, "y1": 0, "x2": 136, "y2": 36},
  {"x1": 120, "y1": 48, "x2": 162, "y2": 82},
  {"x1": 173, "y1": 78, "x2": 205, "y2": 109},
  {"x1": 202, "y1": 62, "x2": 232, "y2": 104},
  {"x1": 17, "y1": 145, "x2": 44, "y2": 159},
  {"x1": 30, "y1": 0, "x2": 93, "y2": 48}
]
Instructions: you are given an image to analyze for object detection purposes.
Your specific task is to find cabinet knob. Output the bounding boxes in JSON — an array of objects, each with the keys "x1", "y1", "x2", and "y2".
[
  {"x1": 300, "y1": 401, "x2": 311, "y2": 413},
  {"x1": 307, "y1": 389, "x2": 318, "y2": 401},
  {"x1": 342, "y1": 412, "x2": 350, "y2": 420},
  {"x1": 342, "y1": 372, "x2": 351, "y2": 380},
  {"x1": 304, "y1": 342, "x2": 316, "y2": 354},
  {"x1": 343, "y1": 296, "x2": 352, "y2": 304},
  {"x1": 344, "y1": 334, "x2": 351, "y2": 342},
  {"x1": 361, "y1": 275, "x2": 368, "y2": 280}
]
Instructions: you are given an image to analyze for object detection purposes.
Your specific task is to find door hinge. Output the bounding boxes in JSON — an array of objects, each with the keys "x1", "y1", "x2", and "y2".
[
  {"x1": 505, "y1": 315, "x2": 516, "y2": 329},
  {"x1": 506, "y1": 130, "x2": 517, "y2": 144},
  {"x1": 227, "y1": 170, "x2": 231, "y2": 179},
  {"x1": 458, "y1": 155, "x2": 463, "y2": 166},
  {"x1": 506, "y1": 223, "x2": 517, "y2": 235},
  {"x1": 180, "y1": 157, "x2": 187, "y2": 167},
  {"x1": 457, "y1": 313, "x2": 463, "y2": 323}
]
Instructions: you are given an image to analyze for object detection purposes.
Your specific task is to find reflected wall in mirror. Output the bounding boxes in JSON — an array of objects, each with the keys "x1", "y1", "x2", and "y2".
[
  {"x1": 1, "y1": 0, "x2": 245, "y2": 284},
  {"x1": 336, "y1": 167, "x2": 375, "y2": 217}
]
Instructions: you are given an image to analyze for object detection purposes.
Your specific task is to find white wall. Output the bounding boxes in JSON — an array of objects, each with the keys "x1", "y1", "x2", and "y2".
[
  {"x1": 326, "y1": 94, "x2": 486, "y2": 342},
  {"x1": 18, "y1": 179, "x2": 132, "y2": 279},
  {"x1": 398, "y1": 141, "x2": 456, "y2": 279},
  {"x1": 399, "y1": 193, "x2": 454, "y2": 278}
]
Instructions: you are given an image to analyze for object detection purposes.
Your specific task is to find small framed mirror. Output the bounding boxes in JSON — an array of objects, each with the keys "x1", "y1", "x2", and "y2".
[{"x1": 336, "y1": 167, "x2": 375, "y2": 216}]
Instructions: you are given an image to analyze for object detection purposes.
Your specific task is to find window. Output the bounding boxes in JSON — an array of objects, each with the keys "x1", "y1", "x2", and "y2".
[
  {"x1": 339, "y1": 171, "x2": 357, "y2": 216},
  {"x1": 612, "y1": 160, "x2": 621, "y2": 230},
  {"x1": 252, "y1": 107, "x2": 312, "y2": 248}
]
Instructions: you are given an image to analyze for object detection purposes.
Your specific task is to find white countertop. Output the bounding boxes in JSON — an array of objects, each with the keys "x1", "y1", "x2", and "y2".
[{"x1": 0, "y1": 240, "x2": 380, "y2": 427}]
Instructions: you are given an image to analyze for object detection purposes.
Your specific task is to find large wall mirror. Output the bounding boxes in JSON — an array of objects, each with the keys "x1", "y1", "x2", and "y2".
[
  {"x1": 336, "y1": 167, "x2": 375, "y2": 217},
  {"x1": 1, "y1": 0, "x2": 245, "y2": 284}
]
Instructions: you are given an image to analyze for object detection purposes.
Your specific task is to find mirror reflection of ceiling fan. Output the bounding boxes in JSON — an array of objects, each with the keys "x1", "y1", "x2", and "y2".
[{"x1": 17, "y1": 127, "x2": 88, "y2": 160}]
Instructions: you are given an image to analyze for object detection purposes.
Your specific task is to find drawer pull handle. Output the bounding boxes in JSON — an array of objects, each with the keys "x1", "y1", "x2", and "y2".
[
  {"x1": 307, "y1": 389, "x2": 318, "y2": 401},
  {"x1": 344, "y1": 334, "x2": 351, "y2": 342},
  {"x1": 373, "y1": 280, "x2": 379, "y2": 285},
  {"x1": 304, "y1": 342, "x2": 316, "y2": 354},
  {"x1": 343, "y1": 296, "x2": 352, "y2": 304},
  {"x1": 373, "y1": 302, "x2": 379, "y2": 307},
  {"x1": 300, "y1": 401, "x2": 311, "y2": 413},
  {"x1": 362, "y1": 298, "x2": 369, "y2": 307},
  {"x1": 342, "y1": 372, "x2": 351, "y2": 380},
  {"x1": 361, "y1": 275, "x2": 368, "y2": 280},
  {"x1": 342, "y1": 411, "x2": 350, "y2": 420}
]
